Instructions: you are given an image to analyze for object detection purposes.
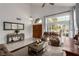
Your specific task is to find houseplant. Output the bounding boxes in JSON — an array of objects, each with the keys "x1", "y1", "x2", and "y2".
[{"x1": 15, "y1": 29, "x2": 20, "y2": 34}]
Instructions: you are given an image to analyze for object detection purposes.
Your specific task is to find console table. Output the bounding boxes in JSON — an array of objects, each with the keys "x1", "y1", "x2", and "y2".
[
  {"x1": 63, "y1": 38, "x2": 79, "y2": 56},
  {"x1": 7, "y1": 33, "x2": 24, "y2": 44}
]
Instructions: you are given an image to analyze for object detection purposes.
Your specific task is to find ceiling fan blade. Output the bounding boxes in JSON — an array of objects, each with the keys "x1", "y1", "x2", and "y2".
[
  {"x1": 42, "y1": 3, "x2": 45, "y2": 8},
  {"x1": 49, "y1": 3, "x2": 54, "y2": 5}
]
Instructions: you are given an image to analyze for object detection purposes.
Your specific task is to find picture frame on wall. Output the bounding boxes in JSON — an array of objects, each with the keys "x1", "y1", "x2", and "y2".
[
  {"x1": 4, "y1": 22, "x2": 12, "y2": 30},
  {"x1": 12, "y1": 24, "x2": 17, "y2": 29},
  {"x1": 3, "y1": 22, "x2": 24, "y2": 30},
  {"x1": 17, "y1": 24, "x2": 24, "y2": 30}
]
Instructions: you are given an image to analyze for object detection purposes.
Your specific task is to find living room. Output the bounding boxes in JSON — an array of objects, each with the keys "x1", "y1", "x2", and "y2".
[{"x1": 0, "y1": 3, "x2": 79, "y2": 56}]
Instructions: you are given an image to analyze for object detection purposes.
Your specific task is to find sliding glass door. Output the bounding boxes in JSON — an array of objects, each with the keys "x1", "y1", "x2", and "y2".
[{"x1": 45, "y1": 11, "x2": 71, "y2": 38}]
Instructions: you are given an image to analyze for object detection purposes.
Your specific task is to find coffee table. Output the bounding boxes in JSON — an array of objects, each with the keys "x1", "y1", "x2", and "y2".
[{"x1": 28, "y1": 41, "x2": 45, "y2": 56}]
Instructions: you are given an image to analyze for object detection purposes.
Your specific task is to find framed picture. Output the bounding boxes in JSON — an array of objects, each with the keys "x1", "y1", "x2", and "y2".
[
  {"x1": 3, "y1": 22, "x2": 24, "y2": 30},
  {"x1": 17, "y1": 24, "x2": 24, "y2": 30},
  {"x1": 12, "y1": 24, "x2": 17, "y2": 29},
  {"x1": 4, "y1": 22, "x2": 12, "y2": 30}
]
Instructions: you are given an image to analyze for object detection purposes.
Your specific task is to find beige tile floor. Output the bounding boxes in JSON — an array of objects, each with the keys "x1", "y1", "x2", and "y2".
[
  {"x1": 12, "y1": 44, "x2": 64, "y2": 56},
  {"x1": 42, "y1": 45, "x2": 64, "y2": 56}
]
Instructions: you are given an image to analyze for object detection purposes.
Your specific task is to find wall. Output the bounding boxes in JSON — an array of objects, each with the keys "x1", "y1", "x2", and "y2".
[
  {"x1": 31, "y1": 5, "x2": 72, "y2": 19},
  {"x1": 0, "y1": 3, "x2": 32, "y2": 44}
]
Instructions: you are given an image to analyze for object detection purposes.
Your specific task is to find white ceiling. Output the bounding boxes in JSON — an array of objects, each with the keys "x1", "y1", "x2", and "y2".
[{"x1": 31, "y1": 3, "x2": 75, "y2": 7}]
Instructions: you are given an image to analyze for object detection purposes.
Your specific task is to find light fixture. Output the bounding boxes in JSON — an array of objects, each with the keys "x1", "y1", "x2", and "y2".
[
  {"x1": 29, "y1": 16, "x2": 33, "y2": 21},
  {"x1": 16, "y1": 17, "x2": 21, "y2": 20}
]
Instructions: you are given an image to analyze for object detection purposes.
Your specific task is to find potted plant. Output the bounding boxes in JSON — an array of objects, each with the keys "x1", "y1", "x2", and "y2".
[{"x1": 15, "y1": 29, "x2": 20, "y2": 34}]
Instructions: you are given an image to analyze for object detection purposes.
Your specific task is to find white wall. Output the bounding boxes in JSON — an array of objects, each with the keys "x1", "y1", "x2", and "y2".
[
  {"x1": 0, "y1": 3, "x2": 32, "y2": 44},
  {"x1": 31, "y1": 5, "x2": 72, "y2": 19}
]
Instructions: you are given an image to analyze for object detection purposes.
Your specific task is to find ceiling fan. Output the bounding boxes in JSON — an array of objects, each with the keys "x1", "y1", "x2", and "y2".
[{"x1": 42, "y1": 3, "x2": 55, "y2": 8}]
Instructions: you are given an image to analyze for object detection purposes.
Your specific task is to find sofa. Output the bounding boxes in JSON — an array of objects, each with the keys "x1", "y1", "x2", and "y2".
[
  {"x1": 49, "y1": 35, "x2": 60, "y2": 46},
  {"x1": 42, "y1": 32, "x2": 60, "y2": 46}
]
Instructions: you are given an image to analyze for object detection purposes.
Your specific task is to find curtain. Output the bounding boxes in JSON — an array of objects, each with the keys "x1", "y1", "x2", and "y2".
[
  {"x1": 73, "y1": 6, "x2": 78, "y2": 36},
  {"x1": 75, "y1": 4, "x2": 79, "y2": 34}
]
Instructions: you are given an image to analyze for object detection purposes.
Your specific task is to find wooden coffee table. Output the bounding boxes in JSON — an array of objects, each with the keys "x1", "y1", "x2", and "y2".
[{"x1": 28, "y1": 41, "x2": 45, "y2": 56}]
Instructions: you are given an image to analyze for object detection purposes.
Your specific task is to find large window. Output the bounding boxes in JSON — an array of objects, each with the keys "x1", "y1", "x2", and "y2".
[{"x1": 45, "y1": 12, "x2": 71, "y2": 37}]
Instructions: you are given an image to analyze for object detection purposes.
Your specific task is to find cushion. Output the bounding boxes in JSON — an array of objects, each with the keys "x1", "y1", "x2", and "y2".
[{"x1": 0, "y1": 44, "x2": 12, "y2": 56}]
